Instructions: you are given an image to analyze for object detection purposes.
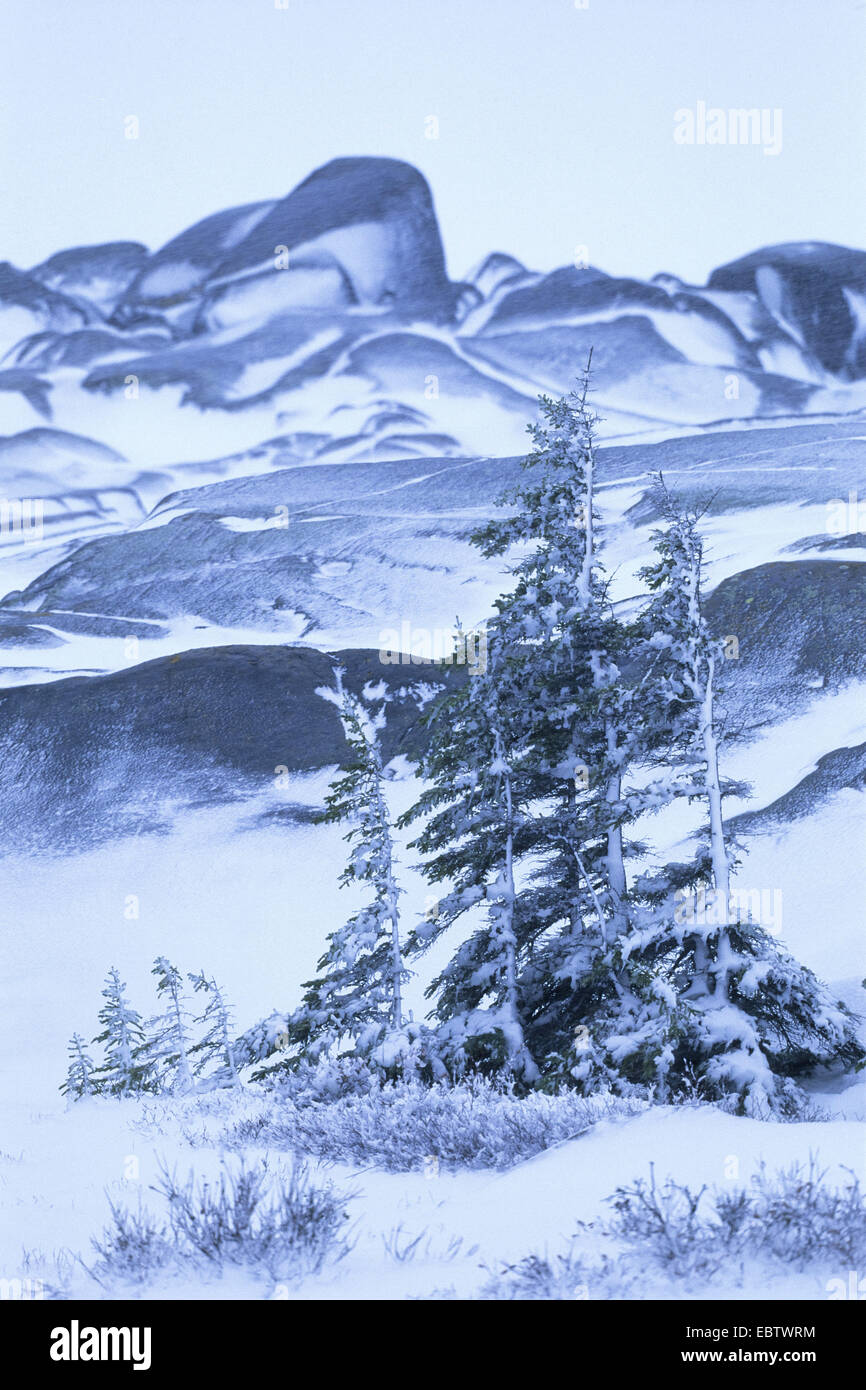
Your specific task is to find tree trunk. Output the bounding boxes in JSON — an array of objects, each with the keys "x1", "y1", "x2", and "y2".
[
  {"x1": 700, "y1": 654, "x2": 732, "y2": 1001},
  {"x1": 494, "y1": 729, "x2": 536, "y2": 1078}
]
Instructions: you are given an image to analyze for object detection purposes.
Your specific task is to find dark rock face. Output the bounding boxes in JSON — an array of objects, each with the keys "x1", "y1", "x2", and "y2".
[
  {"x1": 113, "y1": 159, "x2": 456, "y2": 328},
  {"x1": 6, "y1": 420, "x2": 864, "y2": 644},
  {"x1": 481, "y1": 265, "x2": 668, "y2": 329},
  {"x1": 0, "y1": 261, "x2": 96, "y2": 337},
  {"x1": 0, "y1": 646, "x2": 462, "y2": 852},
  {"x1": 0, "y1": 368, "x2": 53, "y2": 418},
  {"x1": 1, "y1": 555, "x2": 862, "y2": 854},
  {"x1": 464, "y1": 318, "x2": 687, "y2": 396},
  {"x1": 706, "y1": 560, "x2": 866, "y2": 721},
  {"x1": 208, "y1": 158, "x2": 454, "y2": 313},
  {"x1": 5, "y1": 160, "x2": 865, "y2": 461},
  {"x1": 0, "y1": 162, "x2": 863, "y2": 872},
  {"x1": 117, "y1": 202, "x2": 276, "y2": 313},
  {"x1": 708, "y1": 242, "x2": 866, "y2": 376},
  {"x1": 0, "y1": 426, "x2": 126, "y2": 469},
  {"x1": 0, "y1": 538, "x2": 863, "y2": 854},
  {"x1": 29, "y1": 242, "x2": 150, "y2": 314}
]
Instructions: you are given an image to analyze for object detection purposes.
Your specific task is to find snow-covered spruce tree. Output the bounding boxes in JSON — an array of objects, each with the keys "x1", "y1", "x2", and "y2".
[
  {"x1": 637, "y1": 478, "x2": 864, "y2": 1112},
  {"x1": 464, "y1": 358, "x2": 676, "y2": 1090},
  {"x1": 61, "y1": 1032, "x2": 99, "y2": 1100},
  {"x1": 400, "y1": 631, "x2": 538, "y2": 1082},
  {"x1": 284, "y1": 686, "x2": 413, "y2": 1073},
  {"x1": 143, "y1": 956, "x2": 196, "y2": 1094},
  {"x1": 188, "y1": 970, "x2": 240, "y2": 1088},
  {"x1": 233, "y1": 1010, "x2": 290, "y2": 1074},
  {"x1": 92, "y1": 967, "x2": 153, "y2": 1096}
]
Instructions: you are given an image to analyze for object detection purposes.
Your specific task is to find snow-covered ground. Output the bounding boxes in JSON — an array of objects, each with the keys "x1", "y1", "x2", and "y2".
[
  {"x1": 2, "y1": 744, "x2": 864, "y2": 1300},
  {"x1": 4, "y1": 1078, "x2": 864, "y2": 1301}
]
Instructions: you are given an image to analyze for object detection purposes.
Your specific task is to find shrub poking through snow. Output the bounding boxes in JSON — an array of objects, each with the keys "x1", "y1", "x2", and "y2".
[
  {"x1": 606, "y1": 1158, "x2": 866, "y2": 1280},
  {"x1": 219, "y1": 1076, "x2": 644, "y2": 1172},
  {"x1": 481, "y1": 1159, "x2": 866, "y2": 1298},
  {"x1": 90, "y1": 1199, "x2": 176, "y2": 1286},
  {"x1": 90, "y1": 1158, "x2": 351, "y2": 1290},
  {"x1": 479, "y1": 1248, "x2": 615, "y2": 1301}
]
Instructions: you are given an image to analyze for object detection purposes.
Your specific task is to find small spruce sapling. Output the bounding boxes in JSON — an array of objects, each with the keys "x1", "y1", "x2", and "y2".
[
  {"x1": 144, "y1": 956, "x2": 196, "y2": 1093},
  {"x1": 188, "y1": 970, "x2": 240, "y2": 1088},
  {"x1": 285, "y1": 683, "x2": 410, "y2": 1071},
  {"x1": 61, "y1": 1032, "x2": 99, "y2": 1100},
  {"x1": 92, "y1": 967, "x2": 153, "y2": 1096}
]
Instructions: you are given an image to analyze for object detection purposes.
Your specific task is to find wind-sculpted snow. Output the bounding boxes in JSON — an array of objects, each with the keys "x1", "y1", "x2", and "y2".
[
  {"x1": 0, "y1": 366, "x2": 53, "y2": 420},
  {"x1": 705, "y1": 560, "x2": 866, "y2": 721},
  {"x1": 3, "y1": 420, "x2": 863, "y2": 655},
  {"x1": 0, "y1": 261, "x2": 97, "y2": 359},
  {"x1": 0, "y1": 427, "x2": 165, "y2": 578},
  {"x1": 0, "y1": 534, "x2": 862, "y2": 855},
  {"x1": 0, "y1": 452, "x2": 511, "y2": 642},
  {"x1": 729, "y1": 738, "x2": 866, "y2": 831},
  {"x1": 0, "y1": 408, "x2": 859, "y2": 874}
]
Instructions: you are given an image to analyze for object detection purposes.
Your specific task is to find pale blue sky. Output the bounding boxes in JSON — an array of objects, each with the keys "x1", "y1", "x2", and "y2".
[{"x1": 2, "y1": 0, "x2": 863, "y2": 282}]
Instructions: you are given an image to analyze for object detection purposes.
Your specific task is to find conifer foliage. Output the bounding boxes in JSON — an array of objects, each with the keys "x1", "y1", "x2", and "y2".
[
  {"x1": 636, "y1": 483, "x2": 863, "y2": 1110},
  {"x1": 91, "y1": 967, "x2": 153, "y2": 1096},
  {"x1": 61, "y1": 1033, "x2": 99, "y2": 1100},
  {"x1": 61, "y1": 960, "x2": 241, "y2": 1100},
  {"x1": 461, "y1": 358, "x2": 660, "y2": 1086},
  {"x1": 401, "y1": 364, "x2": 860, "y2": 1110},
  {"x1": 284, "y1": 684, "x2": 412, "y2": 1071},
  {"x1": 144, "y1": 956, "x2": 196, "y2": 1094},
  {"x1": 188, "y1": 970, "x2": 241, "y2": 1088},
  {"x1": 402, "y1": 628, "x2": 538, "y2": 1081}
]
